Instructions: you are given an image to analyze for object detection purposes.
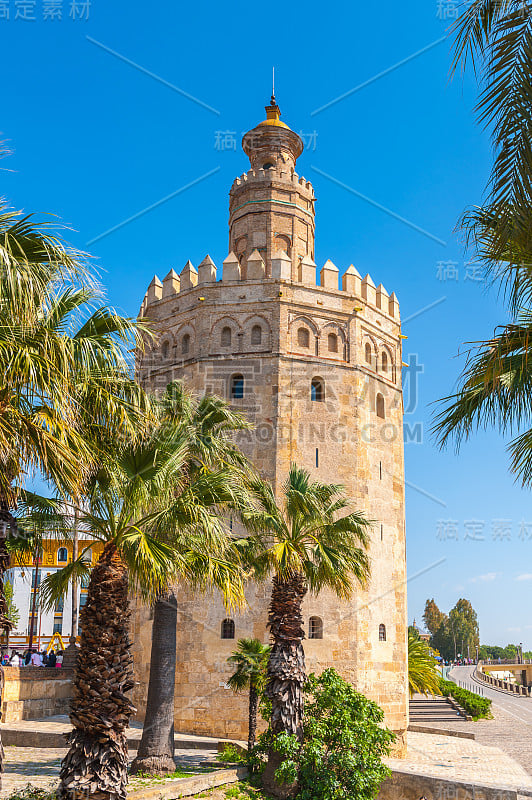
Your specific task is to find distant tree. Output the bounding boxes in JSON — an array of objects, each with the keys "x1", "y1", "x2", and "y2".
[
  {"x1": 423, "y1": 598, "x2": 446, "y2": 636},
  {"x1": 449, "y1": 599, "x2": 479, "y2": 659},
  {"x1": 432, "y1": 621, "x2": 453, "y2": 662}
]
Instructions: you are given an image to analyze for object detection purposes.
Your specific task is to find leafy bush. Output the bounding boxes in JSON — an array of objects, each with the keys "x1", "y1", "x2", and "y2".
[
  {"x1": 251, "y1": 668, "x2": 394, "y2": 800},
  {"x1": 217, "y1": 744, "x2": 247, "y2": 764},
  {"x1": 6, "y1": 787, "x2": 56, "y2": 800},
  {"x1": 439, "y1": 679, "x2": 492, "y2": 720}
]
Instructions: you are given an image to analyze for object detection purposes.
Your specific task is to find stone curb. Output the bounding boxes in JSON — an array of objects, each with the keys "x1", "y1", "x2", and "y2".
[
  {"x1": 382, "y1": 766, "x2": 532, "y2": 800},
  {"x1": 407, "y1": 724, "x2": 475, "y2": 740},
  {"x1": 0, "y1": 728, "x2": 224, "y2": 751},
  {"x1": 127, "y1": 766, "x2": 248, "y2": 800}
]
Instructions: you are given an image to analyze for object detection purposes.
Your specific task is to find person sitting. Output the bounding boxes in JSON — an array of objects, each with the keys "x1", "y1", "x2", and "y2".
[
  {"x1": 9, "y1": 651, "x2": 21, "y2": 667},
  {"x1": 30, "y1": 650, "x2": 42, "y2": 667},
  {"x1": 55, "y1": 651, "x2": 63, "y2": 668},
  {"x1": 47, "y1": 650, "x2": 56, "y2": 668}
]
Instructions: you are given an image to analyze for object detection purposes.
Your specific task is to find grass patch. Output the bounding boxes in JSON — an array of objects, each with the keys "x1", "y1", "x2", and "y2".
[
  {"x1": 216, "y1": 744, "x2": 247, "y2": 764},
  {"x1": 439, "y1": 679, "x2": 492, "y2": 720}
]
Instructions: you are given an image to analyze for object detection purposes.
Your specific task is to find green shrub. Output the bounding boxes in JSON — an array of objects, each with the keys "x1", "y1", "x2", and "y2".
[
  {"x1": 251, "y1": 668, "x2": 394, "y2": 800},
  {"x1": 217, "y1": 744, "x2": 247, "y2": 764},
  {"x1": 6, "y1": 787, "x2": 56, "y2": 800},
  {"x1": 439, "y1": 679, "x2": 492, "y2": 720}
]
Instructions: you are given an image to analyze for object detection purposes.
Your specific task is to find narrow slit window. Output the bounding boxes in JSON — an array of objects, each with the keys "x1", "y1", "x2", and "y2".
[
  {"x1": 315, "y1": 448, "x2": 319, "y2": 468},
  {"x1": 221, "y1": 327, "x2": 232, "y2": 347},
  {"x1": 309, "y1": 617, "x2": 323, "y2": 639},
  {"x1": 311, "y1": 377, "x2": 324, "y2": 402},
  {"x1": 231, "y1": 374, "x2": 244, "y2": 400},
  {"x1": 379, "y1": 623, "x2": 386, "y2": 642},
  {"x1": 381, "y1": 351, "x2": 388, "y2": 372},
  {"x1": 298, "y1": 327, "x2": 310, "y2": 348},
  {"x1": 376, "y1": 393, "x2": 385, "y2": 419},
  {"x1": 221, "y1": 618, "x2": 235, "y2": 639},
  {"x1": 328, "y1": 333, "x2": 338, "y2": 353},
  {"x1": 251, "y1": 325, "x2": 262, "y2": 345},
  {"x1": 365, "y1": 342, "x2": 372, "y2": 364},
  {"x1": 181, "y1": 334, "x2": 190, "y2": 355}
]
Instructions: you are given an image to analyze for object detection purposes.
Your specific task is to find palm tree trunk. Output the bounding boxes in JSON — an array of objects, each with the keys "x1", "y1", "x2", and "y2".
[
  {"x1": 248, "y1": 683, "x2": 258, "y2": 753},
  {"x1": 0, "y1": 502, "x2": 16, "y2": 790},
  {"x1": 130, "y1": 590, "x2": 177, "y2": 776},
  {"x1": 262, "y1": 572, "x2": 307, "y2": 799},
  {"x1": 57, "y1": 541, "x2": 136, "y2": 800}
]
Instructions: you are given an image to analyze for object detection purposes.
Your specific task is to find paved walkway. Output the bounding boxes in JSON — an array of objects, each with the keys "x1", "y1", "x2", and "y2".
[
  {"x1": 386, "y1": 731, "x2": 532, "y2": 793},
  {"x1": 431, "y1": 666, "x2": 532, "y2": 776},
  {"x1": 0, "y1": 746, "x2": 218, "y2": 798}
]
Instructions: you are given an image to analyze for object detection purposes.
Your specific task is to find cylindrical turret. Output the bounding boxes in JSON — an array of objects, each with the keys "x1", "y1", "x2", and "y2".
[{"x1": 229, "y1": 97, "x2": 316, "y2": 280}]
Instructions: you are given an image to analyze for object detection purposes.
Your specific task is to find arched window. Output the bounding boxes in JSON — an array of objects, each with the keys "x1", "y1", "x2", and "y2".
[
  {"x1": 231, "y1": 374, "x2": 244, "y2": 400},
  {"x1": 298, "y1": 327, "x2": 310, "y2": 348},
  {"x1": 376, "y1": 393, "x2": 385, "y2": 419},
  {"x1": 365, "y1": 342, "x2": 372, "y2": 364},
  {"x1": 221, "y1": 618, "x2": 235, "y2": 639},
  {"x1": 162, "y1": 341, "x2": 169, "y2": 360},
  {"x1": 309, "y1": 616, "x2": 323, "y2": 640},
  {"x1": 381, "y1": 351, "x2": 388, "y2": 372},
  {"x1": 311, "y1": 377, "x2": 324, "y2": 402},
  {"x1": 251, "y1": 325, "x2": 262, "y2": 345},
  {"x1": 221, "y1": 327, "x2": 232, "y2": 347},
  {"x1": 379, "y1": 623, "x2": 386, "y2": 642},
  {"x1": 57, "y1": 547, "x2": 68, "y2": 564},
  {"x1": 181, "y1": 334, "x2": 190, "y2": 355},
  {"x1": 328, "y1": 333, "x2": 338, "y2": 353}
]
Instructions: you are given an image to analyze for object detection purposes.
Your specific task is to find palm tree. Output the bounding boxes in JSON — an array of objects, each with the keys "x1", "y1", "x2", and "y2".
[
  {"x1": 240, "y1": 465, "x2": 371, "y2": 797},
  {"x1": 408, "y1": 630, "x2": 441, "y2": 698},
  {"x1": 433, "y1": 4, "x2": 532, "y2": 482},
  {"x1": 0, "y1": 202, "x2": 148, "y2": 786},
  {"x1": 34, "y1": 386, "x2": 249, "y2": 800},
  {"x1": 227, "y1": 638, "x2": 271, "y2": 753},
  {"x1": 451, "y1": 1, "x2": 532, "y2": 267},
  {"x1": 130, "y1": 382, "x2": 254, "y2": 776}
]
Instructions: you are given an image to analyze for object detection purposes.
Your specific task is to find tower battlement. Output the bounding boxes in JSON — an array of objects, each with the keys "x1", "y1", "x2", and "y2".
[
  {"x1": 140, "y1": 258, "x2": 400, "y2": 322},
  {"x1": 230, "y1": 168, "x2": 315, "y2": 195}
]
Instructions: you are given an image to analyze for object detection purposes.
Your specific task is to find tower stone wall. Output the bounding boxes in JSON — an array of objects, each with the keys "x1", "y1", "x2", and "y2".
[{"x1": 131, "y1": 98, "x2": 408, "y2": 749}]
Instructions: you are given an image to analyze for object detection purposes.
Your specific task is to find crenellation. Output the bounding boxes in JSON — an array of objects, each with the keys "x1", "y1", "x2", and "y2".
[
  {"x1": 362, "y1": 273, "x2": 377, "y2": 306},
  {"x1": 271, "y1": 250, "x2": 291, "y2": 281},
  {"x1": 376, "y1": 283, "x2": 389, "y2": 311},
  {"x1": 389, "y1": 291, "x2": 400, "y2": 319},
  {"x1": 222, "y1": 251, "x2": 241, "y2": 282},
  {"x1": 180, "y1": 260, "x2": 198, "y2": 291},
  {"x1": 342, "y1": 264, "x2": 362, "y2": 296},
  {"x1": 163, "y1": 268, "x2": 180, "y2": 297},
  {"x1": 299, "y1": 254, "x2": 317, "y2": 285},
  {"x1": 146, "y1": 275, "x2": 162, "y2": 304},
  {"x1": 198, "y1": 254, "x2": 217, "y2": 284},
  {"x1": 320, "y1": 258, "x2": 339, "y2": 291},
  {"x1": 247, "y1": 248, "x2": 265, "y2": 280}
]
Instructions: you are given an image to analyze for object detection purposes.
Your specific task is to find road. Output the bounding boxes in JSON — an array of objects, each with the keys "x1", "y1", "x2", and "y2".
[{"x1": 449, "y1": 665, "x2": 532, "y2": 726}]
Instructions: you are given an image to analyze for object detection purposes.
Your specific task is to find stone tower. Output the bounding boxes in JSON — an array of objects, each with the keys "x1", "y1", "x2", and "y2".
[{"x1": 133, "y1": 96, "x2": 408, "y2": 747}]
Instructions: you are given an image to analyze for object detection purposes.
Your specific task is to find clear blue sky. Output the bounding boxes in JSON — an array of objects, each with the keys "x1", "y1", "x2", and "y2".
[{"x1": 2, "y1": 0, "x2": 529, "y2": 648}]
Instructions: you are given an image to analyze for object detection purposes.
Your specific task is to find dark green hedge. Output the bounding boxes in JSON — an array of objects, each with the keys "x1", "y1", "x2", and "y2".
[{"x1": 439, "y1": 679, "x2": 492, "y2": 720}]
